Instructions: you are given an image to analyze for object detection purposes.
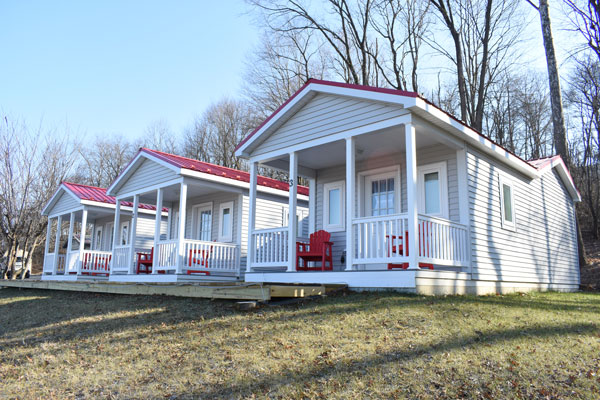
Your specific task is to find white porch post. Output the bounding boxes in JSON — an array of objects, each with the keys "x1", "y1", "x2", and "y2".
[
  {"x1": 128, "y1": 195, "x2": 139, "y2": 274},
  {"x1": 78, "y1": 209, "x2": 88, "y2": 275},
  {"x1": 43, "y1": 217, "x2": 52, "y2": 272},
  {"x1": 287, "y1": 152, "x2": 298, "y2": 272},
  {"x1": 112, "y1": 199, "x2": 121, "y2": 250},
  {"x1": 65, "y1": 212, "x2": 75, "y2": 275},
  {"x1": 345, "y1": 137, "x2": 355, "y2": 271},
  {"x1": 152, "y1": 188, "x2": 164, "y2": 275},
  {"x1": 52, "y1": 215, "x2": 63, "y2": 274},
  {"x1": 176, "y1": 182, "x2": 188, "y2": 274},
  {"x1": 405, "y1": 122, "x2": 419, "y2": 270},
  {"x1": 308, "y1": 178, "x2": 316, "y2": 235},
  {"x1": 166, "y1": 205, "x2": 172, "y2": 240},
  {"x1": 246, "y1": 161, "x2": 258, "y2": 273}
]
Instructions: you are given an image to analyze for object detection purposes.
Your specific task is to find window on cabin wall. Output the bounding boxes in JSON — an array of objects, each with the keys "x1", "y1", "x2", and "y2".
[
  {"x1": 120, "y1": 221, "x2": 129, "y2": 246},
  {"x1": 94, "y1": 226, "x2": 103, "y2": 250},
  {"x1": 418, "y1": 162, "x2": 449, "y2": 218},
  {"x1": 499, "y1": 176, "x2": 516, "y2": 231},
  {"x1": 107, "y1": 223, "x2": 114, "y2": 250},
  {"x1": 192, "y1": 203, "x2": 212, "y2": 241},
  {"x1": 219, "y1": 201, "x2": 234, "y2": 242},
  {"x1": 323, "y1": 181, "x2": 345, "y2": 232}
]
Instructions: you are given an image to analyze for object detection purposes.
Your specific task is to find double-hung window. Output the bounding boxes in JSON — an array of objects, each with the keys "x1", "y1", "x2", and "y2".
[
  {"x1": 219, "y1": 201, "x2": 234, "y2": 242},
  {"x1": 499, "y1": 176, "x2": 516, "y2": 231},
  {"x1": 323, "y1": 181, "x2": 345, "y2": 232}
]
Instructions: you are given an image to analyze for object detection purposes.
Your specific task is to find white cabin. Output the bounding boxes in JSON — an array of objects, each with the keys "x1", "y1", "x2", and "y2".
[
  {"x1": 236, "y1": 79, "x2": 581, "y2": 294},
  {"x1": 41, "y1": 182, "x2": 167, "y2": 280},
  {"x1": 104, "y1": 148, "x2": 308, "y2": 282}
]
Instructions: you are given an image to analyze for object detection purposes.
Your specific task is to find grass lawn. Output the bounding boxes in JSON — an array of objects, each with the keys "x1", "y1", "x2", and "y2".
[{"x1": 0, "y1": 288, "x2": 599, "y2": 399}]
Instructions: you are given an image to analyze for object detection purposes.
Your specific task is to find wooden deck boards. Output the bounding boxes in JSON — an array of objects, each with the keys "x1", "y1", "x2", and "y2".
[{"x1": 0, "y1": 279, "x2": 346, "y2": 301}]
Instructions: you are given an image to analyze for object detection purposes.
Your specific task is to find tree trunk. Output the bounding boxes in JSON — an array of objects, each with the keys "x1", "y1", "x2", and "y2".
[{"x1": 538, "y1": 0, "x2": 569, "y2": 164}]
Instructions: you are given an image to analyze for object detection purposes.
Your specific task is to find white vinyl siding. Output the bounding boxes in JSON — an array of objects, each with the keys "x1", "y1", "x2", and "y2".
[
  {"x1": 118, "y1": 158, "x2": 179, "y2": 196},
  {"x1": 466, "y1": 148, "x2": 579, "y2": 285},
  {"x1": 94, "y1": 214, "x2": 167, "y2": 252},
  {"x1": 49, "y1": 191, "x2": 80, "y2": 216},
  {"x1": 253, "y1": 93, "x2": 408, "y2": 156}
]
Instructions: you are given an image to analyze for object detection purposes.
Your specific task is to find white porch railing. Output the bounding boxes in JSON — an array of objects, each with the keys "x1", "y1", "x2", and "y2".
[
  {"x1": 353, "y1": 213, "x2": 409, "y2": 264},
  {"x1": 251, "y1": 227, "x2": 289, "y2": 268},
  {"x1": 417, "y1": 215, "x2": 469, "y2": 267},
  {"x1": 182, "y1": 239, "x2": 240, "y2": 275},
  {"x1": 43, "y1": 253, "x2": 55, "y2": 274},
  {"x1": 81, "y1": 250, "x2": 112, "y2": 276},
  {"x1": 111, "y1": 245, "x2": 132, "y2": 273},
  {"x1": 154, "y1": 239, "x2": 178, "y2": 272}
]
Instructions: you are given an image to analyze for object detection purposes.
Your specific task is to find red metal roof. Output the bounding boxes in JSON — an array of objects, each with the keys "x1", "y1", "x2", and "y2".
[
  {"x1": 140, "y1": 148, "x2": 310, "y2": 196},
  {"x1": 62, "y1": 182, "x2": 164, "y2": 211}
]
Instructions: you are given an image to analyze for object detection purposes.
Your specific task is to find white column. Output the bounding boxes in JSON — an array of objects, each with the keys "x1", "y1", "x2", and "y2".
[
  {"x1": 166, "y1": 205, "x2": 172, "y2": 240},
  {"x1": 65, "y1": 212, "x2": 75, "y2": 275},
  {"x1": 78, "y1": 209, "x2": 88, "y2": 275},
  {"x1": 52, "y1": 215, "x2": 63, "y2": 274},
  {"x1": 112, "y1": 199, "x2": 121, "y2": 250},
  {"x1": 308, "y1": 178, "x2": 316, "y2": 235},
  {"x1": 176, "y1": 182, "x2": 188, "y2": 274},
  {"x1": 405, "y1": 122, "x2": 419, "y2": 270},
  {"x1": 287, "y1": 152, "x2": 298, "y2": 272},
  {"x1": 152, "y1": 188, "x2": 164, "y2": 274},
  {"x1": 246, "y1": 161, "x2": 258, "y2": 273},
  {"x1": 128, "y1": 195, "x2": 139, "y2": 274},
  {"x1": 345, "y1": 137, "x2": 355, "y2": 271},
  {"x1": 44, "y1": 217, "x2": 53, "y2": 272}
]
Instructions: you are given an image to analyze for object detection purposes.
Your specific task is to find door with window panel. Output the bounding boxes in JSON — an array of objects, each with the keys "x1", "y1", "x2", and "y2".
[
  {"x1": 193, "y1": 205, "x2": 212, "y2": 241},
  {"x1": 367, "y1": 175, "x2": 397, "y2": 216}
]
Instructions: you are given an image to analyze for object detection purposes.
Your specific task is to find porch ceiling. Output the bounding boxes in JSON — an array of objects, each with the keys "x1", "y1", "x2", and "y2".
[
  {"x1": 136, "y1": 181, "x2": 239, "y2": 205},
  {"x1": 264, "y1": 121, "x2": 456, "y2": 172}
]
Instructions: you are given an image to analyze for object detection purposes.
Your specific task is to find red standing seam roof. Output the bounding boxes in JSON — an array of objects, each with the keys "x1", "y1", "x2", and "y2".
[
  {"x1": 62, "y1": 182, "x2": 167, "y2": 211},
  {"x1": 139, "y1": 148, "x2": 309, "y2": 196}
]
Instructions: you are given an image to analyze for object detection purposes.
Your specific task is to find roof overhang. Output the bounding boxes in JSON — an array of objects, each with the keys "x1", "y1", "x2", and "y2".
[{"x1": 532, "y1": 156, "x2": 581, "y2": 202}]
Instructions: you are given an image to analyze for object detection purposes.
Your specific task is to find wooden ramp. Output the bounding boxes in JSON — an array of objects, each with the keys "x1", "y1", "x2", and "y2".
[{"x1": 0, "y1": 279, "x2": 345, "y2": 301}]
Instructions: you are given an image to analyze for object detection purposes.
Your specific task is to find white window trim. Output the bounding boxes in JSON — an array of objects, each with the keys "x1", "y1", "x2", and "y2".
[
  {"x1": 94, "y1": 226, "x2": 103, "y2": 251},
  {"x1": 120, "y1": 221, "x2": 130, "y2": 246},
  {"x1": 323, "y1": 180, "x2": 345, "y2": 232},
  {"x1": 106, "y1": 223, "x2": 114, "y2": 251},
  {"x1": 191, "y1": 202, "x2": 213, "y2": 241},
  {"x1": 499, "y1": 175, "x2": 516, "y2": 231},
  {"x1": 218, "y1": 201, "x2": 234, "y2": 242},
  {"x1": 417, "y1": 161, "x2": 449, "y2": 219},
  {"x1": 360, "y1": 166, "x2": 401, "y2": 217}
]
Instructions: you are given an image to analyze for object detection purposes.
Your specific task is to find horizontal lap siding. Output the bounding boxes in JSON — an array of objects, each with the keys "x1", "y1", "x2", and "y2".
[
  {"x1": 50, "y1": 191, "x2": 80, "y2": 216},
  {"x1": 467, "y1": 148, "x2": 579, "y2": 284},
  {"x1": 253, "y1": 93, "x2": 407, "y2": 156},
  {"x1": 118, "y1": 159, "x2": 179, "y2": 195}
]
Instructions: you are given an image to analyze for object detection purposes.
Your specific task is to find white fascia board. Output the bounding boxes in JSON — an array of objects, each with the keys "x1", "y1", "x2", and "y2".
[
  {"x1": 537, "y1": 159, "x2": 582, "y2": 202},
  {"x1": 48, "y1": 206, "x2": 85, "y2": 219},
  {"x1": 106, "y1": 151, "x2": 181, "y2": 196},
  {"x1": 179, "y1": 169, "x2": 309, "y2": 202},
  {"x1": 235, "y1": 82, "x2": 416, "y2": 158},
  {"x1": 80, "y1": 200, "x2": 169, "y2": 216},
  {"x1": 411, "y1": 98, "x2": 539, "y2": 179}
]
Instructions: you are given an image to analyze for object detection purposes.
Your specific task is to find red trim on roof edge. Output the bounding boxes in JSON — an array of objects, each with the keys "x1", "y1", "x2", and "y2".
[{"x1": 62, "y1": 182, "x2": 166, "y2": 211}]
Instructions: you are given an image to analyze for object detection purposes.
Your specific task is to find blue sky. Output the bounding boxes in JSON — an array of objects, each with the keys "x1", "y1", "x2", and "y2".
[
  {"x1": 0, "y1": 1, "x2": 580, "y2": 142},
  {"x1": 0, "y1": 0, "x2": 258, "y2": 139}
]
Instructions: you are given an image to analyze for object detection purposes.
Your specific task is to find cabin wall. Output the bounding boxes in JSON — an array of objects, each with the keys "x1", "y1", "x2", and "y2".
[
  {"x1": 93, "y1": 213, "x2": 167, "y2": 252},
  {"x1": 314, "y1": 144, "x2": 459, "y2": 271},
  {"x1": 118, "y1": 158, "x2": 179, "y2": 195},
  {"x1": 252, "y1": 93, "x2": 408, "y2": 156},
  {"x1": 49, "y1": 192, "x2": 80, "y2": 216},
  {"x1": 466, "y1": 147, "x2": 579, "y2": 285}
]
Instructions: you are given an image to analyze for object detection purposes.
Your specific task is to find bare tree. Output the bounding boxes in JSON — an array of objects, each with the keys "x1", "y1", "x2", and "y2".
[
  {"x1": 182, "y1": 116, "x2": 212, "y2": 162},
  {"x1": 76, "y1": 135, "x2": 137, "y2": 188},
  {"x1": 137, "y1": 119, "x2": 179, "y2": 154},
  {"x1": 564, "y1": 0, "x2": 600, "y2": 61},
  {"x1": 0, "y1": 116, "x2": 77, "y2": 279}
]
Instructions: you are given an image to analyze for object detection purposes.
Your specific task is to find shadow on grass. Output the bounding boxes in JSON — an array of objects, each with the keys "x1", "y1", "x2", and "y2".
[{"x1": 181, "y1": 321, "x2": 600, "y2": 398}]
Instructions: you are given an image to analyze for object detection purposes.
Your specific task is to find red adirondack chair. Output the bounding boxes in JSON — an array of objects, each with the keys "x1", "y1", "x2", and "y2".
[
  {"x1": 187, "y1": 245, "x2": 214, "y2": 275},
  {"x1": 387, "y1": 227, "x2": 434, "y2": 270},
  {"x1": 136, "y1": 248, "x2": 154, "y2": 274},
  {"x1": 296, "y1": 230, "x2": 334, "y2": 271}
]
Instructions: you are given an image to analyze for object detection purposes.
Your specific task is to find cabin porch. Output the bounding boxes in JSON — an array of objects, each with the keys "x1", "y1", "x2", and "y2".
[{"x1": 243, "y1": 117, "x2": 472, "y2": 288}]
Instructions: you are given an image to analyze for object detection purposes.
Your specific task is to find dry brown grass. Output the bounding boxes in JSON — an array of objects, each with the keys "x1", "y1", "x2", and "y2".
[{"x1": 0, "y1": 288, "x2": 599, "y2": 399}]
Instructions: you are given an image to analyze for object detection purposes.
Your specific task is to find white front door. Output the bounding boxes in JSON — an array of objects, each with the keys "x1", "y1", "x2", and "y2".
[
  {"x1": 365, "y1": 172, "x2": 398, "y2": 217},
  {"x1": 192, "y1": 203, "x2": 212, "y2": 241}
]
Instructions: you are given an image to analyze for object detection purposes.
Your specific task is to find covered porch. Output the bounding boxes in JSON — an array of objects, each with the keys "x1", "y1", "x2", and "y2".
[
  {"x1": 108, "y1": 178, "x2": 241, "y2": 282},
  {"x1": 243, "y1": 117, "x2": 472, "y2": 288}
]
